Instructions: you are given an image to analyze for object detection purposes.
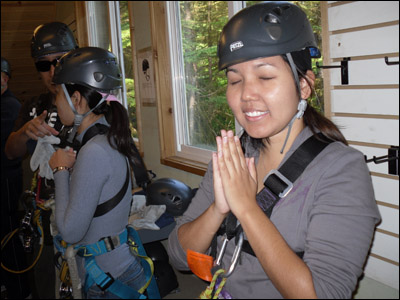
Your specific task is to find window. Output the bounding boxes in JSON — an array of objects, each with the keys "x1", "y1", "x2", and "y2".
[
  {"x1": 152, "y1": 1, "x2": 322, "y2": 175},
  {"x1": 85, "y1": 1, "x2": 143, "y2": 149},
  {"x1": 164, "y1": 1, "x2": 244, "y2": 167}
]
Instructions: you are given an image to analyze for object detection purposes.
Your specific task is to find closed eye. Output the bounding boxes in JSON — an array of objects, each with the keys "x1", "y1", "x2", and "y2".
[{"x1": 229, "y1": 80, "x2": 242, "y2": 85}]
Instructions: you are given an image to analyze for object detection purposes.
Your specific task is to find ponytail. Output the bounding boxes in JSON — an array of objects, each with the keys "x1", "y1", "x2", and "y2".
[
  {"x1": 64, "y1": 84, "x2": 139, "y2": 168},
  {"x1": 105, "y1": 101, "x2": 140, "y2": 168}
]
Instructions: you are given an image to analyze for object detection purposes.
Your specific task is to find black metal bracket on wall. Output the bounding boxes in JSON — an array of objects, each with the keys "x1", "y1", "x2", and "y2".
[
  {"x1": 364, "y1": 146, "x2": 399, "y2": 176},
  {"x1": 384, "y1": 56, "x2": 399, "y2": 66},
  {"x1": 316, "y1": 57, "x2": 351, "y2": 85}
]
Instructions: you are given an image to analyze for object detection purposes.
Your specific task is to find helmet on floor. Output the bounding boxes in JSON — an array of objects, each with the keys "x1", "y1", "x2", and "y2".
[{"x1": 145, "y1": 178, "x2": 194, "y2": 216}]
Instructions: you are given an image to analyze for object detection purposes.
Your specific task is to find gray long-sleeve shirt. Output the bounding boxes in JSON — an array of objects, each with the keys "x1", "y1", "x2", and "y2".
[
  {"x1": 167, "y1": 127, "x2": 381, "y2": 299},
  {"x1": 54, "y1": 117, "x2": 136, "y2": 281}
]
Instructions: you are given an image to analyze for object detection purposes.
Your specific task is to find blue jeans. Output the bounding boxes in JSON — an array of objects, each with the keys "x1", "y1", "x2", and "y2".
[{"x1": 85, "y1": 259, "x2": 146, "y2": 299}]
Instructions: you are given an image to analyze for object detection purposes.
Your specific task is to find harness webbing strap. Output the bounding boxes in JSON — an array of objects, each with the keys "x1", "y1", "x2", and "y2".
[
  {"x1": 77, "y1": 226, "x2": 160, "y2": 299},
  {"x1": 79, "y1": 123, "x2": 151, "y2": 190},
  {"x1": 93, "y1": 161, "x2": 130, "y2": 218}
]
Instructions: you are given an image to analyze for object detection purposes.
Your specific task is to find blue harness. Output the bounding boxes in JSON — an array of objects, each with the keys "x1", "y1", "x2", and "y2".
[
  {"x1": 55, "y1": 226, "x2": 160, "y2": 299},
  {"x1": 54, "y1": 123, "x2": 159, "y2": 298}
]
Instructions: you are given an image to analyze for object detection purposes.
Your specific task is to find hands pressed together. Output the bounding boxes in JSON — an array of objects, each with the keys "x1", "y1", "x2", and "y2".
[{"x1": 212, "y1": 130, "x2": 258, "y2": 217}]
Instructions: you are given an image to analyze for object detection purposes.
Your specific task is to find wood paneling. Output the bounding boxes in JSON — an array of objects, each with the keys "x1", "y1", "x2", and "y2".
[
  {"x1": 1, "y1": 1, "x2": 76, "y2": 104},
  {"x1": 323, "y1": 1, "x2": 399, "y2": 290}
]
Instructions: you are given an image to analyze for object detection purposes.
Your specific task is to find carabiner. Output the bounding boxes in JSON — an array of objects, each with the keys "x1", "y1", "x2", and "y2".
[{"x1": 211, "y1": 231, "x2": 244, "y2": 278}]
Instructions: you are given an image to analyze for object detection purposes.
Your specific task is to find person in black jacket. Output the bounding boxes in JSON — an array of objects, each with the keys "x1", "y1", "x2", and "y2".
[{"x1": 1, "y1": 56, "x2": 32, "y2": 299}]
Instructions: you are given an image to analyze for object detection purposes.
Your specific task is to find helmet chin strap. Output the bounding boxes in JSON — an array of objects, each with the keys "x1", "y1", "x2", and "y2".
[
  {"x1": 279, "y1": 53, "x2": 307, "y2": 154},
  {"x1": 61, "y1": 83, "x2": 108, "y2": 143}
]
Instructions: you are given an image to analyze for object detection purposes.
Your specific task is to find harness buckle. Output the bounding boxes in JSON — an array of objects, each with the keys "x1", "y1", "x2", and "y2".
[
  {"x1": 263, "y1": 169, "x2": 293, "y2": 198},
  {"x1": 100, "y1": 235, "x2": 122, "y2": 252}
]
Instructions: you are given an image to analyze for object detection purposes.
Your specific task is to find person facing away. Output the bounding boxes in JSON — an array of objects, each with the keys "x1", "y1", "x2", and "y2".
[
  {"x1": 48, "y1": 47, "x2": 148, "y2": 299},
  {"x1": 167, "y1": 2, "x2": 381, "y2": 299},
  {"x1": 5, "y1": 21, "x2": 78, "y2": 161},
  {"x1": 1, "y1": 57, "x2": 32, "y2": 299}
]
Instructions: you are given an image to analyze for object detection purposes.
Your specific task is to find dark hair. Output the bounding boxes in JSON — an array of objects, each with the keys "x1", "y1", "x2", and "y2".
[
  {"x1": 240, "y1": 52, "x2": 348, "y2": 153},
  {"x1": 65, "y1": 84, "x2": 139, "y2": 167}
]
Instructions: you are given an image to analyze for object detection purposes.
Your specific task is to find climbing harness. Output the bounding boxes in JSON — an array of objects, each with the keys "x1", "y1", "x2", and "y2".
[
  {"x1": 189, "y1": 133, "x2": 333, "y2": 290},
  {"x1": 52, "y1": 121, "x2": 160, "y2": 298},
  {"x1": 54, "y1": 226, "x2": 160, "y2": 299}
]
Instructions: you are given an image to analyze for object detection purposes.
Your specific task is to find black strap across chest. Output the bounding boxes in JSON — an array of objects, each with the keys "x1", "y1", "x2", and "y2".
[
  {"x1": 77, "y1": 123, "x2": 151, "y2": 218},
  {"x1": 212, "y1": 132, "x2": 333, "y2": 260}
]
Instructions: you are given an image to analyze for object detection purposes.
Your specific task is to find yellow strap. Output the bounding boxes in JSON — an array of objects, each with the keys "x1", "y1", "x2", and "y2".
[{"x1": 128, "y1": 239, "x2": 154, "y2": 294}]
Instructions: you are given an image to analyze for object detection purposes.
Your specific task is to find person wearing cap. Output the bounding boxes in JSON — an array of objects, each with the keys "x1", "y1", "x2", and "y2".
[
  {"x1": 48, "y1": 47, "x2": 155, "y2": 299},
  {"x1": 5, "y1": 21, "x2": 78, "y2": 161},
  {"x1": 167, "y1": 2, "x2": 380, "y2": 298},
  {"x1": 1, "y1": 57, "x2": 32, "y2": 299}
]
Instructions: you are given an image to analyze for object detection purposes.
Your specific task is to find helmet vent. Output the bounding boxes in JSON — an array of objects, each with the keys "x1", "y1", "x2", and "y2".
[
  {"x1": 171, "y1": 195, "x2": 182, "y2": 206},
  {"x1": 265, "y1": 13, "x2": 280, "y2": 24},
  {"x1": 94, "y1": 72, "x2": 104, "y2": 82},
  {"x1": 273, "y1": 5, "x2": 290, "y2": 16}
]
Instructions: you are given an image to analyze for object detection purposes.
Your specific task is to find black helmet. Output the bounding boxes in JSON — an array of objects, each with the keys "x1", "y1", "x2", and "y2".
[
  {"x1": 217, "y1": 1, "x2": 320, "y2": 70},
  {"x1": 1, "y1": 57, "x2": 11, "y2": 77},
  {"x1": 146, "y1": 178, "x2": 194, "y2": 217},
  {"x1": 31, "y1": 22, "x2": 78, "y2": 59},
  {"x1": 53, "y1": 47, "x2": 122, "y2": 92}
]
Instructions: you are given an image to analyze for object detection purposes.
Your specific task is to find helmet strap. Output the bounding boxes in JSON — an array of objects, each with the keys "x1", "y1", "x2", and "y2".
[
  {"x1": 280, "y1": 99, "x2": 307, "y2": 154},
  {"x1": 279, "y1": 53, "x2": 306, "y2": 154},
  {"x1": 61, "y1": 83, "x2": 107, "y2": 143},
  {"x1": 286, "y1": 53, "x2": 301, "y2": 97}
]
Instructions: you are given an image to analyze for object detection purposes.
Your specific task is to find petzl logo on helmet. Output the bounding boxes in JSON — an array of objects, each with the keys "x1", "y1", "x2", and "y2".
[{"x1": 230, "y1": 41, "x2": 244, "y2": 52}]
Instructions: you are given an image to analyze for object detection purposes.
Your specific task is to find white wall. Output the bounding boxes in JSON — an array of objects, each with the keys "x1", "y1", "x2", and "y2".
[{"x1": 325, "y1": 1, "x2": 399, "y2": 295}]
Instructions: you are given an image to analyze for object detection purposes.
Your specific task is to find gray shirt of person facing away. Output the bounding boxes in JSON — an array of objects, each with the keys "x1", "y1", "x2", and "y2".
[{"x1": 53, "y1": 116, "x2": 138, "y2": 283}]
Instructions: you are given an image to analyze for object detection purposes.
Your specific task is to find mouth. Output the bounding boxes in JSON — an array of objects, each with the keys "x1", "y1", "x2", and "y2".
[{"x1": 244, "y1": 111, "x2": 269, "y2": 117}]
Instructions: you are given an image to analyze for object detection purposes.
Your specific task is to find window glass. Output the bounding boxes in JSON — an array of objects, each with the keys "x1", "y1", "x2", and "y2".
[
  {"x1": 87, "y1": 1, "x2": 139, "y2": 141},
  {"x1": 119, "y1": 1, "x2": 138, "y2": 139},
  {"x1": 179, "y1": 1, "x2": 233, "y2": 151},
  {"x1": 87, "y1": 1, "x2": 111, "y2": 50}
]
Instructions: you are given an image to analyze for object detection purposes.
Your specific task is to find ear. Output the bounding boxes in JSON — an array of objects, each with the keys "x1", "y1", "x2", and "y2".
[
  {"x1": 71, "y1": 91, "x2": 88, "y2": 114},
  {"x1": 300, "y1": 70, "x2": 315, "y2": 99}
]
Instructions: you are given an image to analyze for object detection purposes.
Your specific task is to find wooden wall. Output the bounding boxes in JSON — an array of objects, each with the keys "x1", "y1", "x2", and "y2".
[
  {"x1": 322, "y1": 1, "x2": 399, "y2": 290},
  {"x1": 1, "y1": 1, "x2": 76, "y2": 105}
]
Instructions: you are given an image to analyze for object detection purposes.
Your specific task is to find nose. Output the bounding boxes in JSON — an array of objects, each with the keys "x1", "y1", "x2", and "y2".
[
  {"x1": 49, "y1": 64, "x2": 56, "y2": 78},
  {"x1": 241, "y1": 79, "x2": 259, "y2": 102}
]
